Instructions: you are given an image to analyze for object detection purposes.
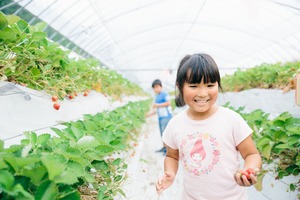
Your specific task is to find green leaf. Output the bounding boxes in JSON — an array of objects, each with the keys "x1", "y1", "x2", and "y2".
[
  {"x1": 6, "y1": 14, "x2": 20, "y2": 25},
  {"x1": 76, "y1": 136, "x2": 99, "y2": 151},
  {"x1": 289, "y1": 183, "x2": 296, "y2": 191},
  {"x1": 110, "y1": 139, "x2": 126, "y2": 150},
  {"x1": 39, "y1": 37, "x2": 48, "y2": 47},
  {"x1": 57, "y1": 147, "x2": 89, "y2": 166},
  {"x1": 41, "y1": 153, "x2": 67, "y2": 180},
  {"x1": 24, "y1": 131, "x2": 37, "y2": 145},
  {"x1": 114, "y1": 129, "x2": 127, "y2": 137},
  {"x1": 275, "y1": 143, "x2": 290, "y2": 149},
  {"x1": 59, "y1": 190, "x2": 81, "y2": 200},
  {"x1": 70, "y1": 122, "x2": 84, "y2": 140},
  {"x1": 37, "y1": 134, "x2": 51, "y2": 146},
  {"x1": 82, "y1": 150, "x2": 104, "y2": 161},
  {"x1": 51, "y1": 127, "x2": 74, "y2": 141},
  {"x1": 34, "y1": 22, "x2": 47, "y2": 31},
  {"x1": 273, "y1": 119, "x2": 285, "y2": 126},
  {"x1": 54, "y1": 169, "x2": 78, "y2": 185},
  {"x1": 273, "y1": 130, "x2": 286, "y2": 140},
  {"x1": 30, "y1": 67, "x2": 41, "y2": 78},
  {"x1": 98, "y1": 185, "x2": 108, "y2": 200},
  {"x1": 35, "y1": 181, "x2": 58, "y2": 200},
  {"x1": 10, "y1": 184, "x2": 34, "y2": 200},
  {"x1": 83, "y1": 120, "x2": 98, "y2": 131},
  {"x1": 287, "y1": 135, "x2": 300, "y2": 146},
  {"x1": 95, "y1": 145, "x2": 115, "y2": 154},
  {"x1": 4, "y1": 156, "x2": 40, "y2": 173},
  {"x1": 32, "y1": 32, "x2": 46, "y2": 41},
  {"x1": 296, "y1": 155, "x2": 300, "y2": 166},
  {"x1": 17, "y1": 19, "x2": 29, "y2": 33},
  {"x1": 0, "y1": 28, "x2": 17, "y2": 40},
  {"x1": 114, "y1": 175, "x2": 123, "y2": 182},
  {"x1": 285, "y1": 164, "x2": 299, "y2": 175},
  {"x1": 256, "y1": 137, "x2": 272, "y2": 149},
  {"x1": 261, "y1": 144, "x2": 272, "y2": 159},
  {"x1": 286, "y1": 125, "x2": 300, "y2": 134},
  {"x1": 99, "y1": 130, "x2": 117, "y2": 144},
  {"x1": 56, "y1": 161, "x2": 94, "y2": 184},
  {"x1": 22, "y1": 165, "x2": 47, "y2": 186},
  {"x1": 112, "y1": 158, "x2": 121, "y2": 166},
  {"x1": 0, "y1": 170, "x2": 14, "y2": 190},
  {"x1": 0, "y1": 12, "x2": 8, "y2": 30},
  {"x1": 92, "y1": 160, "x2": 109, "y2": 171},
  {"x1": 0, "y1": 140, "x2": 4, "y2": 151},
  {"x1": 5, "y1": 144, "x2": 23, "y2": 154}
]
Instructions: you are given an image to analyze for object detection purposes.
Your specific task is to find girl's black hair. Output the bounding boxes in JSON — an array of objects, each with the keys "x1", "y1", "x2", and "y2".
[{"x1": 175, "y1": 53, "x2": 223, "y2": 106}]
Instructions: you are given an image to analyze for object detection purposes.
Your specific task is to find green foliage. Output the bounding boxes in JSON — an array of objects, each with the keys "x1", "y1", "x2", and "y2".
[
  {"x1": 222, "y1": 62, "x2": 300, "y2": 92},
  {"x1": 0, "y1": 99, "x2": 151, "y2": 199},
  {"x1": 225, "y1": 103, "x2": 300, "y2": 193},
  {"x1": 0, "y1": 12, "x2": 146, "y2": 100}
]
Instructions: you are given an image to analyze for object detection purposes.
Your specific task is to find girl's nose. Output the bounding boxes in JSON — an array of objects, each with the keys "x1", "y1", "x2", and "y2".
[{"x1": 196, "y1": 88, "x2": 207, "y2": 97}]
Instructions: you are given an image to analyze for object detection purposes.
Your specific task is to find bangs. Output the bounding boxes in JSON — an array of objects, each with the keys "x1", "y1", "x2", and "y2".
[
  {"x1": 176, "y1": 53, "x2": 223, "y2": 93},
  {"x1": 184, "y1": 56, "x2": 219, "y2": 84}
]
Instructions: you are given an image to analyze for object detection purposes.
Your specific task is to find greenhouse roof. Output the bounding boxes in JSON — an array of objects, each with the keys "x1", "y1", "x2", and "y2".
[{"x1": 11, "y1": 0, "x2": 300, "y2": 92}]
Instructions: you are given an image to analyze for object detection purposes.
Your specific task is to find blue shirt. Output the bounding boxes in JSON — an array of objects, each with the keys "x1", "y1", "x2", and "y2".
[{"x1": 155, "y1": 91, "x2": 173, "y2": 119}]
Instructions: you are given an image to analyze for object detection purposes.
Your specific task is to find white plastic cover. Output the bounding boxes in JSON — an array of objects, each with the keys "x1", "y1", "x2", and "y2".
[{"x1": 15, "y1": 0, "x2": 300, "y2": 92}]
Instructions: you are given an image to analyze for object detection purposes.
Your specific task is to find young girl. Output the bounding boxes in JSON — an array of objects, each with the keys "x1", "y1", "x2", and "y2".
[{"x1": 156, "y1": 53, "x2": 261, "y2": 199}]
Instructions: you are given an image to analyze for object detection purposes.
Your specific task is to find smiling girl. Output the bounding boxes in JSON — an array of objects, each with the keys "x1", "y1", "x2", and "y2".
[{"x1": 156, "y1": 53, "x2": 261, "y2": 200}]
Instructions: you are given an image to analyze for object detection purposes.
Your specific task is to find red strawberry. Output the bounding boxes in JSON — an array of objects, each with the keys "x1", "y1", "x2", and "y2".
[
  {"x1": 83, "y1": 91, "x2": 89, "y2": 96},
  {"x1": 246, "y1": 168, "x2": 255, "y2": 175},
  {"x1": 53, "y1": 102, "x2": 60, "y2": 110},
  {"x1": 52, "y1": 95, "x2": 58, "y2": 102},
  {"x1": 68, "y1": 95, "x2": 73, "y2": 99},
  {"x1": 241, "y1": 170, "x2": 250, "y2": 179}
]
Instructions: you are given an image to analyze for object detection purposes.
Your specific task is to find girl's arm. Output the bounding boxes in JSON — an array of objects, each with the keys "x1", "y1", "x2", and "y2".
[
  {"x1": 156, "y1": 146, "x2": 179, "y2": 193},
  {"x1": 164, "y1": 146, "x2": 179, "y2": 175},
  {"x1": 235, "y1": 134, "x2": 262, "y2": 186}
]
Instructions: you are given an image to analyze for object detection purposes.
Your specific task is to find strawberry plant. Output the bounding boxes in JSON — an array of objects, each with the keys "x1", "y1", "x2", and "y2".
[
  {"x1": 224, "y1": 103, "x2": 300, "y2": 194},
  {"x1": 0, "y1": 99, "x2": 151, "y2": 199},
  {"x1": 0, "y1": 12, "x2": 146, "y2": 101},
  {"x1": 222, "y1": 61, "x2": 300, "y2": 92}
]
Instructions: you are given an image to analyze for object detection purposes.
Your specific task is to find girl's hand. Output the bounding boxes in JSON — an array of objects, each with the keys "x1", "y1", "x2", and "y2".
[
  {"x1": 156, "y1": 171, "x2": 175, "y2": 194},
  {"x1": 234, "y1": 168, "x2": 260, "y2": 187}
]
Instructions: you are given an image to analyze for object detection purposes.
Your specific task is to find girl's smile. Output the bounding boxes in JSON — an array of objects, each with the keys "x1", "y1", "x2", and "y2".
[{"x1": 183, "y1": 79, "x2": 219, "y2": 120}]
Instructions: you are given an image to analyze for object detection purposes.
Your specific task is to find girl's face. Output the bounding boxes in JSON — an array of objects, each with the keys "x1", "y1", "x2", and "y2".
[{"x1": 183, "y1": 78, "x2": 218, "y2": 120}]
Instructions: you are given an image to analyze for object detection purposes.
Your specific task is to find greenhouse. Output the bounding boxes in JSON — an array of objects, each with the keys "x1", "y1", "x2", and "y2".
[{"x1": 0, "y1": 0, "x2": 299, "y2": 199}]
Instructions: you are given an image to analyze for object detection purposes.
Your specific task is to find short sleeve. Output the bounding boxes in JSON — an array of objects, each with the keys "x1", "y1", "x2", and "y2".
[
  {"x1": 162, "y1": 119, "x2": 178, "y2": 149},
  {"x1": 233, "y1": 112, "x2": 253, "y2": 146}
]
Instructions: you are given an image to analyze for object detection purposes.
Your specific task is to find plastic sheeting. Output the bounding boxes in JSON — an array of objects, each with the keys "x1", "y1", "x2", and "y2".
[
  {"x1": 0, "y1": 81, "x2": 146, "y2": 147},
  {"x1": 217, "y1": 88, "x2": 300, "y2": 118},
  {"x1": 10, "y1": 0, "x2": 300, "y2": 92}
]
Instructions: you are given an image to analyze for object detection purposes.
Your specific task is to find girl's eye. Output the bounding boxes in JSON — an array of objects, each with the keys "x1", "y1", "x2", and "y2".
[{"x1": 207, "y1": 83, "x2": 215, "y2": 87}]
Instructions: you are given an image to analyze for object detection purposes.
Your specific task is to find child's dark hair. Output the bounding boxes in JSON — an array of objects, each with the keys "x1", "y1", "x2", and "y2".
[
  {"x1": 175, "y1": 53, "x2": 223, "y2": 105},
  {"x1": 152, "y1": 79, "x2": 162, "y2": 88}
]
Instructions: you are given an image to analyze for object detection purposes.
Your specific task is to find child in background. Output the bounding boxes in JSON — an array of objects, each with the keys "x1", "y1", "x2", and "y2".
[
  {"x1": 156, "y1": 53, "x2": 261, "y2": 199},
  {"x1": 147, "y1": 79, "x2": 173, "y2": 154}
]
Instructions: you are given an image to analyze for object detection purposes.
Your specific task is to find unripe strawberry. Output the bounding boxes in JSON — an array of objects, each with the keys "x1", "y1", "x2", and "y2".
[{"x1": 52, "y1": 95, "x2": 58, "y2": 102}]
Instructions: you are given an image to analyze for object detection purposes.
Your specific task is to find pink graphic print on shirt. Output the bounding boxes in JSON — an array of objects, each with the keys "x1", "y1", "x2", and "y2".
[
  {"x1": 180, "y1": 132, "x2": 220, "y2": 176},
  {"x1": 190, "y1": 139, "x2": 206, "y2": 167}
]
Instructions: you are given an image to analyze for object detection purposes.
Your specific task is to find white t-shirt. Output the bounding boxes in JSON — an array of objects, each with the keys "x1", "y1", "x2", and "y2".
[{"x1": 162, "y1": 106, "x2": 252, "y2": 200}]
